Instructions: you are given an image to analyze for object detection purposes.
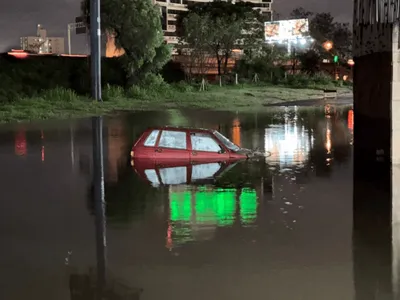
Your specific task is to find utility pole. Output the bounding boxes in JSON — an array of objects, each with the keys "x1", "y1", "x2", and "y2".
[
  {"x1": 90, "y1": 0, "x2": 102, "y2": 101},
  {"x1": 89, "y1": 0, "x2": 106, "y2": 292}
]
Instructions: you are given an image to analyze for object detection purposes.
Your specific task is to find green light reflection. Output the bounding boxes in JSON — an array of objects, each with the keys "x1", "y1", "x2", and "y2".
[
  {"x1": 240, "y1": 188, "x2": 258, "y2": 225},
  {"x1": 168, "y1": 186, "x2": 258, "y2": 247}
]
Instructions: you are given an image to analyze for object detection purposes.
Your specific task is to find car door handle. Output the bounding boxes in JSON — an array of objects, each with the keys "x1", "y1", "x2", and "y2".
[
  {"x1": 192, "y1": 151, "x2": 198, "y2": 156},
  {"x1": 155, "y1": 148, "x2": 162, "y2": 153}
]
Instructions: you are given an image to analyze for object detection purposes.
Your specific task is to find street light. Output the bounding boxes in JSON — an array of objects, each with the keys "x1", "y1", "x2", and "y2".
[
  {"x1": 348, "y1": 59, "x2": 355, "y2": 81},
  {"x1": 323, "y1": 41, "x2": 333, "y2": 51}
]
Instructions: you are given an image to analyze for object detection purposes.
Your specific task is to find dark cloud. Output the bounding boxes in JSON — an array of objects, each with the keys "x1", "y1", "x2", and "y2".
[
  {"x1": 0, "y1": 0, "x2": 82, "y2": 52},
  {"x1": 274, "y1": 0, "x2": 352, "y2": 23},
  {"x1": 0, "y1": 0, "x2": 352, "y2": 53}
]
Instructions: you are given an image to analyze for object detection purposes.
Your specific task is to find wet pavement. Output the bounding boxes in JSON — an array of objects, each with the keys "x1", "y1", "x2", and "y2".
[{"x1": 0, "y1": 104, "x2": 393, "y2": 299}]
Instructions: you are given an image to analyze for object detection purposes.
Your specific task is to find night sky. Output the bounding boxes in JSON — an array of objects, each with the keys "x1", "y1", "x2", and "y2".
[{"x1": 0, "y1": 0, "x2": 352, "y2": 53}]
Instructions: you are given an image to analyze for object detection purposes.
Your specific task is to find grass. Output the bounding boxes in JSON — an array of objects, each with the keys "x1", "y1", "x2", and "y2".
[{"x1": 0, "y1": 82, "x2": 353, "y2": 123}]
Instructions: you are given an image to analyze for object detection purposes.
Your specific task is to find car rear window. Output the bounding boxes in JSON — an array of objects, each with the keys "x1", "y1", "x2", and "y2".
[{"x1": 144, "y1": 130, "x2": 160, "y2": 147}]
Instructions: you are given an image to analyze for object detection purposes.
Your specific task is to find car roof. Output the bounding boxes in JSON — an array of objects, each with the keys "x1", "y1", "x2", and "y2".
[{"x1": 145, "y1": 126, "x2": 215, "y2": 133}]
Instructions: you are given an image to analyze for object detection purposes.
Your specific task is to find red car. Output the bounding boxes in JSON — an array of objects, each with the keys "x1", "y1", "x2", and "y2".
[
  {"x1": 130, "y1": 126, "x2": 249, "y2": 163},
  {"x1": 133, "y1": 160, "x2": 238, "y2": 186}
]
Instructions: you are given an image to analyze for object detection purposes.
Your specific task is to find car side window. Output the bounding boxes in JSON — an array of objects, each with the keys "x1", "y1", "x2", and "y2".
[
  {"x1": 190, "y1": 133, "x2": 222, "y2": 152},
  {"x1": 144, "y1": 130, "x2": 160, "y2": 147},
  {"x1": 158, "y1": 130, "x2": 187, "y2": 149}
]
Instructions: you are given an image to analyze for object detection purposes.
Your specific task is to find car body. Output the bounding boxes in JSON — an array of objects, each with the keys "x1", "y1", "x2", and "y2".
[{"x1": 130, "y1": 126, "x2": 249, "y2": 163}]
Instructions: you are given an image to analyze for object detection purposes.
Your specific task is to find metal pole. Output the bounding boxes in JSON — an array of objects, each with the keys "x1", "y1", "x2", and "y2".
[
  {"x1": 67, "y1": 24, "x2": 71, "y2": 55},
  {"x1": 90, "y1": 0, "x2": 102, "y2": 101},
  {"x1": 92, "y1": 116, "x2": 106, "y2": 295}
]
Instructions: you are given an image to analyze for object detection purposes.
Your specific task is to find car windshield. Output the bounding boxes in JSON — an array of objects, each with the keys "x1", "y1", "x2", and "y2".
[{"x1": 213, "y1": 130, "x2": 241, "y2": 152}]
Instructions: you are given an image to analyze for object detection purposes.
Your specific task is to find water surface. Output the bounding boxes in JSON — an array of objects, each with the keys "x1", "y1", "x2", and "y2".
[{"x1": 0, "y1": 106, "x2": 360, "y2": 299}]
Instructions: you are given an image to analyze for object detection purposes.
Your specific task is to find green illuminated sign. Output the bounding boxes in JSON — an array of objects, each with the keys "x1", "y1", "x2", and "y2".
[{"x1": 333, "y1": 55, "x2": 339, "y2": 63}]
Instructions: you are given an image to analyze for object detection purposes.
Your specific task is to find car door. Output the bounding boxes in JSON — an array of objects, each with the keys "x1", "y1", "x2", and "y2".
[
  {"x1": 155, "y1": 129, "x2": 190, "y2": 163},
  {"x1": 189, "y1": 132, "x2": 230, "y2": 163}
]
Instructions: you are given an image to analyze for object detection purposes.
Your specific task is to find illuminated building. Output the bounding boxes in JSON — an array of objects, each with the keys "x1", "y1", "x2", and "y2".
[
  {"x1": 155, "y1": 0, "x2": 273, "y2": 45},
  {"x1": 104, "y1": 0, "x2": 273, "y2": 56},
  {"x1": 20, "y1": 24, "x2": 65, "y2": 54}
]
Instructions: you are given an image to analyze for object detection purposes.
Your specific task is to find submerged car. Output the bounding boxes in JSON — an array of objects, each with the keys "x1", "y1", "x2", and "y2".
[
  {"x1": 133, "y1": 160, "x2": 238, "y2": 186},
  {"x1": 130, "y1": 126, "x2": 251, "y2": 162}
]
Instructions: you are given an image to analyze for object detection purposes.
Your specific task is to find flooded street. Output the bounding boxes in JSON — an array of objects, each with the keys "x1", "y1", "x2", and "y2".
[{"x1": 0, "y1": 106, "x2": 360, "y2": 299}]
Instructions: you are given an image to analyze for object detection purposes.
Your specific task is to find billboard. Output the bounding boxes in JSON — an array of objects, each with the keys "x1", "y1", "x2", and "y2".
[{"x1": 264, "y1": 19, "x2": 309, "y2": 42}]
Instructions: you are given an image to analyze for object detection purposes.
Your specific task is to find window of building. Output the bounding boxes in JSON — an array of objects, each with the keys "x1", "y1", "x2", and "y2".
[
  {"x1": 170, "y1": 0, "x2": 181, "y2": 3},
  {"x1": 190, "y1": 133, "x2": 222, "y2": 153},
  {"x1": 159, "y1": 130, "x2": 187, "y2": 149},
  {"x1": 168, "y1": 9, "x2": 184, "y2": 15},
  {"x1": 164, "y1": 31, "x2": 177, "y2": 36},
  {"x1": 168, "y1": 20, "x2": 177, "y2": 25}
]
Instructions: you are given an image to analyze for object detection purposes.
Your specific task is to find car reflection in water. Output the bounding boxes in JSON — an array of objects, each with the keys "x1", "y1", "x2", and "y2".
[{"x1": 132, "y1": 159, "x2": 258, "y2": 250}]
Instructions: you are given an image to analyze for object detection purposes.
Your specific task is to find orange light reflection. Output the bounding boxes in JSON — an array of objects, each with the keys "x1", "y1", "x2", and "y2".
[{"x1": 232, "y1": 118, "x2": 241, "y2": 147}]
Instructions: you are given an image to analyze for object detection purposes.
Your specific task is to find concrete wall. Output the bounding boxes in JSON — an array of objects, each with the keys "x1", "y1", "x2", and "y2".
[{"x1": 353, "y1": 24, "x2": 393, "y2": 174}]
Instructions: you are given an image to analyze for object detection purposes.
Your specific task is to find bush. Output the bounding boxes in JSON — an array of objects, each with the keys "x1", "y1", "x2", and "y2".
[
  {"x1": 102, "y1": 84, "x2": 125, "y2": 101},
  {"x1": 312, "y1": 73, "x2": 332, "y2": 85},
  {"x1": 285, "y1": 73, "x2": 336, "y2": 89},
  {"x1": 0, "y1": 53, "x2": 185, "y2": 102},
  {"x1": 40, "y1": 88, "x2": 80, "y2": 102},
  {"x1": 171, "y1": 81, "x2": 195, "y2": 93}
]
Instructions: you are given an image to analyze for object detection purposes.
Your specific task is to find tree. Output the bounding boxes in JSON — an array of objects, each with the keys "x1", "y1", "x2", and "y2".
[
  {"x1": 332, "y1": 23, "x2": 352, "y2": 60},
  {"x1": 180, "y1": 13, "x2": 214, "y2": 82},
  {"x1": 298, "y1": 49, "x2": 321, "y2": 75},
  {"x1": 241, "y1": 12, "x2": 269, "y2": 60},
  {"x1": 309, "y1": 12, "x2": 335, "y2": 44},
  {"x1": 81, "y1": 0, "x2": 171, "y2": 85},
  {"x1": 178, "y1": 1, "x2": 259, "y2": 76},
  {"x1": 290, "y1": 7, "x2": 313, "y2": 19},
  {"x1": 235, "y1": 44, "x2": 287, "y2": 82}
]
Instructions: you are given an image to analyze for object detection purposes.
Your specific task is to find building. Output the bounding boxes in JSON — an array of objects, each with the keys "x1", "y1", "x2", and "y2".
[
  {"x1": 20, "y1": 24, "x2": 65, "y2": 54},
  {"x1": 105, "y1": 0, "x2": 273, "y2": 57},
  {"x1": 155, "y1": 0, "x2": 273, "y2": 45}
]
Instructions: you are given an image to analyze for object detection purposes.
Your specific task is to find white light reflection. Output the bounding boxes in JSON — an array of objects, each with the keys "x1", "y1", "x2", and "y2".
[
  {"x1": 393, "y1": 165, "x2": 400, "y2": 297},
  {"x1": 264, "y1": 108, "x2": 311, "y2": 167}
]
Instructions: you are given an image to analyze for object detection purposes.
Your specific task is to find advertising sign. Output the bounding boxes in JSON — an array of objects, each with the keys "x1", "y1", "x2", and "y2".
[{"x1": 264, "y1": 19, "x2": 309, "y2": 42}]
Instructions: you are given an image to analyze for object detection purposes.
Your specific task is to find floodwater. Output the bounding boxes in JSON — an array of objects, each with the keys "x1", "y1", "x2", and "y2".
[{"x1": 0, "y1": 105, "x2": 392, "y2": 299}]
